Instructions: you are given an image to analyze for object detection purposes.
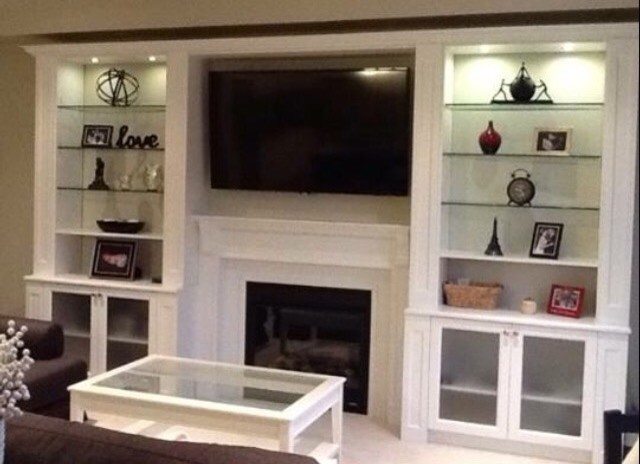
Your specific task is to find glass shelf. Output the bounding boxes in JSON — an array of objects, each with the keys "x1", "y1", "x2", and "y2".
[
  {"x1": 57, "y1": 187, "x2": 163, "y2": 194},
  {"x1": 58, "y1": 145, "x2": 164, "y2": 152},
  {"x1": 443, "y1": 152, "x2": 600, "y2": 160},
  {"x1": 521, "y1": 393, "x2": 582, "y2": 408},
  {"x1": 440, "y1": 383, "x2": 498, "y2": 397},
  {"x1": 58, "y1": 104, "x2": 166, "y2": 112},
  {"x1": 442, "y1": 201, "x2": 599, "y2": 212},
  {"x1": 107, "y1": 334, "x2": 149, "y2": 346},
  {"x1": 56, "y1": 228, "x2": 163, "y2": 241},
  {"x1": 445, "y1": 102, "x2": 603, "y2": 111}
]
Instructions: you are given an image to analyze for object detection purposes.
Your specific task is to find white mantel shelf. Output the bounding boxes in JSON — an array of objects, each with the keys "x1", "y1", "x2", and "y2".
[{"x1": 194, "y1": 215, "x2": 410, "y2": 270}]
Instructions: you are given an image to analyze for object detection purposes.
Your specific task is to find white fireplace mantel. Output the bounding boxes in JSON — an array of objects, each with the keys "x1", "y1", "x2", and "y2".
[
  {"x1": 192, "y1": 215, "x2": 409, "y2": 427},
  {"x1": 195, "y1": 215, "x2": 410, "y2": 269}
]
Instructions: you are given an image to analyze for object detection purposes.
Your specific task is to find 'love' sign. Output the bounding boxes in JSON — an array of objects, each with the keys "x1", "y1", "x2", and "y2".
[{"x1": 115, "y1": 125, "x2": 160, "y2": 149}]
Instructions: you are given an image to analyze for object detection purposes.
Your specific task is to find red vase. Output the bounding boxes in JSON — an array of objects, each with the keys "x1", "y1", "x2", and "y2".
[{"x1": 478, "y1": 120, "x2": 502, "y2": 154}]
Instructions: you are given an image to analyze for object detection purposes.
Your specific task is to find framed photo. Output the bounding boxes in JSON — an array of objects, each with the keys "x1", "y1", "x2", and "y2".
[
  {"x1": 533, "y1": 127, "x2": 572, "y2": 155},
  {"x1": 91, "y1": 239, "x2": 137, "y2": 279},
  {"x1": 529, "y1": 222, "x2": 564, "y2": 259},
  {"x1": 547, "y1": 284, "x2": 585, "y2": 318},
  {"x1": 82, "y1": 124, "x2": 113, "y2": 148}
]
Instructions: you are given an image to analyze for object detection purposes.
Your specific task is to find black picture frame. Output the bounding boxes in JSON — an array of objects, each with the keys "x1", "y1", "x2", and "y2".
[
  {"x1": 529, "y1": 222, "x2": 564, "y2": 259},
  {"x1": 82, "y1": 124, "x2": 113, "y2": 148},
  {"x1": 91, "y1": 239, "x2": 137, "y2": 279}
]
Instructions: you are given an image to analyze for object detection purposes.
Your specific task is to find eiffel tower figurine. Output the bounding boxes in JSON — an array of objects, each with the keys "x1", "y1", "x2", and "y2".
[{"x1": 484, "y1": 217, "x2": 503, "y2": 256}]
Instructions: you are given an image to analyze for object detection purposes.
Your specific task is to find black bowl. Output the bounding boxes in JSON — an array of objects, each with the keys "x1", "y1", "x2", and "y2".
[{"x1": 97, "y1": 219, "x2": 145, "y2": 234}]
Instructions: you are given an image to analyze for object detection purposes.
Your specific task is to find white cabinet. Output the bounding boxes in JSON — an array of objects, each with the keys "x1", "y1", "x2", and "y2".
[
  {"x1": 25, "y1": 281, "x2": 177, "y2": 375},
  {"x1": 25, "y1": 49, "x2": 184, "y2": 374},
  {"x1": 429, "y1": 318, "x2": 596, "y2": 450},
  {"x1": 403, "y1": 31, "x2": 637, "y2": 462}
]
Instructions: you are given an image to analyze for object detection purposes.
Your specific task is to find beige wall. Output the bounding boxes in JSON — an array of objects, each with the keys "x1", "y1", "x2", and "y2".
[
  {"x1": 0, "y1": 42, "x2": 34, "y2": 316},
  {"x1": 0, "y1": 0, "x2": 636, "y2": 36}
]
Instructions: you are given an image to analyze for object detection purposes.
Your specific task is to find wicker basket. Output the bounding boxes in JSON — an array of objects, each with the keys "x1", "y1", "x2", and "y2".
[{"x1": 443, "y1": 281, "x2": 503, "y2": 310}]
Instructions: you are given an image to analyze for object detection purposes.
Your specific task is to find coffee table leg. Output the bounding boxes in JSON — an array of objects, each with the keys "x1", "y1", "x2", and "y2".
[
  {"x1": 279, "y1": 425, "x2": 294, "y2": 453},
  {"x1": 332, "y1": 397, "x2": 343, "y2": 463},
  {"x1": 69, "y1": 396, "x2": 85, "y2": 423}
]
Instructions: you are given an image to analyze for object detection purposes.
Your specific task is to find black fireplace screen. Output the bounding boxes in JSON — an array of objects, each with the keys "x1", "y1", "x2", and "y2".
[{"x1": 245, "y1": 282, "x2": 371, "y2": 414}]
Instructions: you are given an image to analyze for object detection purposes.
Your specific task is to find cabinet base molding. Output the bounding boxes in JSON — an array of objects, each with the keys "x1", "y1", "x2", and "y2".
[{"x1": 429, "y1": 430, "x2": 592, "y2": 463}]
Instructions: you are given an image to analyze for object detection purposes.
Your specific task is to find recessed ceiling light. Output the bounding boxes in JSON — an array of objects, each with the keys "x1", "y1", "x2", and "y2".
[
  {"x1": 148, "y1": 56, "x2": 157, "y2": 62},
  {"x1": 90, "y1": 57, "x2": 99, "y2": 64}
]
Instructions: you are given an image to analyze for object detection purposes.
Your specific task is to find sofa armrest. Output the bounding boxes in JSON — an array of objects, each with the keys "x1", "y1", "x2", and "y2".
[{"x1": 0, "y1": 315, "x2": 64, "y2": 360}]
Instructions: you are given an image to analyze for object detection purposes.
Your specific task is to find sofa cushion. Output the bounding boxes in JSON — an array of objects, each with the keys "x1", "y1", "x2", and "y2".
[
  {"x1": 0, "y1": 315, "x2": 64, "y2": 360},
  {"x1": 6, "y1": 413, "x2": 317, "y2": 464},
  {"x1": 22, "y1": 357, "x2": 87, "y2": 412}
]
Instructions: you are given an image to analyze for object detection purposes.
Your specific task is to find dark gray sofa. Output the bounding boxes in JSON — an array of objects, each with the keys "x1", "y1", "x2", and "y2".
[
  {"x1": 0, "y1": 315, "x2": 87, "y2": 418},
  {"x1": 6, "y1": 413, "x2": 317, "y2": 464}
]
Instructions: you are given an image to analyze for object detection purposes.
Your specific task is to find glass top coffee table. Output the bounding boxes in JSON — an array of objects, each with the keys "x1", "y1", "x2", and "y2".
[{"x1": 69, "y1": 355, "x2": 345, "y2": 462}]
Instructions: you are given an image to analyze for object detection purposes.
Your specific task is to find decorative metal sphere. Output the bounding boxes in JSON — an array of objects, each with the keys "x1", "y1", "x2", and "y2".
[{"x1": 96, "y1": 68, "x2": 140, "y2": 107}]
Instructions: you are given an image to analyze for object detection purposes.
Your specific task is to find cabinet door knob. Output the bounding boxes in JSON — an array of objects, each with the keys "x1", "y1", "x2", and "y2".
[{"x1": 502, "y1": 329, "x2": 510, "y2": 346}]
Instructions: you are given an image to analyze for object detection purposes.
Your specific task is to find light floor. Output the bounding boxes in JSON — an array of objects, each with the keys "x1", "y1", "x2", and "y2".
[
  {"x1": 340, "y1": 414, "x2": 569, "y2": 464},
  {"x1": 94, "y1": 412, "x2": 571, "y2": 464}
]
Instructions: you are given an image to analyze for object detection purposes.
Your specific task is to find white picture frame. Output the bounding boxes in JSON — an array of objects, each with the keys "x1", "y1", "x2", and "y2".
[{"x1": 533, "y1": 127, "x2": 572, "y2": 155}]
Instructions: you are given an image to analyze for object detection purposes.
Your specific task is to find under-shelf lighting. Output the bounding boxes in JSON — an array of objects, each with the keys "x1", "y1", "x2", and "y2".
[
  {"x1": 90, "y1": 57, "x2": 100, "y2": 64},
  {"x1": 562, "y1": 43, "x2": 576, "y2": 52},
  {"x1": 360, "y1": 68, "x2": 378, "y2": 76},
  {"x1": 359, "y1": 67, "x2": 403, "y2": 77},
  {"x1": 479, "y1": 44, "x2": 491, "y2": 54},
  {"x1": 148, "y1": 55, "x2": 157, "y2": 62}
]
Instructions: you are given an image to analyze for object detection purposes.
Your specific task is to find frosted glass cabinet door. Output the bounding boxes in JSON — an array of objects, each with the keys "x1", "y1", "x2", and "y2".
[
  {"x1": 106, "y1": 297, "x2": 149, "y2": 371},
  {"x1": 429, "y1": 320, "x2": 509, "y2": 438},
  {"x1": 51, "y1": 291, "x2": 92, "y2": 370},
  {"x1": 509, "y1": 329, "x2": 596, "y2": 449}
]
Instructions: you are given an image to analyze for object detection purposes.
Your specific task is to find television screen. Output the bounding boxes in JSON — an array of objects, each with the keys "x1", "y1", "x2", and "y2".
[{"x1": 209, "y1": 68, "x2": 412, "y2": 196}]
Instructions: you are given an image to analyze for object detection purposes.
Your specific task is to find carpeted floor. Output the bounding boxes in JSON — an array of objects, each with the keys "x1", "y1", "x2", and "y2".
[{"x1": 92, "y1": 412, "x2": 571, "y2": 464}]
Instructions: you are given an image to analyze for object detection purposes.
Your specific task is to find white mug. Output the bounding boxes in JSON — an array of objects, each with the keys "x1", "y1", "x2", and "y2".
[{"x1": 521, "y1": 298, "x2": 537, "y2": 315}]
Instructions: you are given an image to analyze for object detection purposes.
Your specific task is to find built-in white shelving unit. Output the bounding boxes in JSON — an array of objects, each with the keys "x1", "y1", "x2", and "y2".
[{"x1": 23, "y1": 22, "x2": 637, "y2": 464}]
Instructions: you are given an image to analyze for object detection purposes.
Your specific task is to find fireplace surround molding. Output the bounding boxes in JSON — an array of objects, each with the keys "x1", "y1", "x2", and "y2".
[{"x1": 193, "y1": 215, "x2": 409, "y2": 426}]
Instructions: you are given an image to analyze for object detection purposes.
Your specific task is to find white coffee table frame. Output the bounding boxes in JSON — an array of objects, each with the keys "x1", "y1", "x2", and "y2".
[{"x1": 69, "y1": 355, "x2": 345, "y2": 463}]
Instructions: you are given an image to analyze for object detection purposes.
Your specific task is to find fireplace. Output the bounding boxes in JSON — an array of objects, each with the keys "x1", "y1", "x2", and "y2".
[
  {"x1": 245, "y1": 282, "x2": 371, "y2": 414},
  {"x1": 195, "y1": 215, "x2": 409, "y2": 427}
]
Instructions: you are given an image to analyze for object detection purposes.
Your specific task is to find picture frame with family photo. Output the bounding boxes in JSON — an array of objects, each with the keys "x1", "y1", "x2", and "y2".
[
  {"x1": 533, "y1": 127, "x2": 572, "y2": 155},
  {"x1": 91, "y1": 239, "x2": 138, "y2": 280},
  {"x1": 82, "y1": 124, "x2": 113, "y2": 148},
  {"x1": 529, "y1": 222, "x2": 564, "y2": 260},
  {"x1": 547, "y1": 284, "x2": 585, "y2": 318}
]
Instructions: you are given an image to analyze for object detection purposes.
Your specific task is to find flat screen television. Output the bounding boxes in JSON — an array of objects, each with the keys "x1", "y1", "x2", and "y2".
[{"x1": 208, "y1": 68, "x2": 412, "y2": 196}]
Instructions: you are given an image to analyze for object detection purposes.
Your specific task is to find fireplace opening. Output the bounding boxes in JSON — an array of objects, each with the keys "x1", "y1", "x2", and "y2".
[{"x1": 245, "y1": 282, "x2": 371, "y2": 414}]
